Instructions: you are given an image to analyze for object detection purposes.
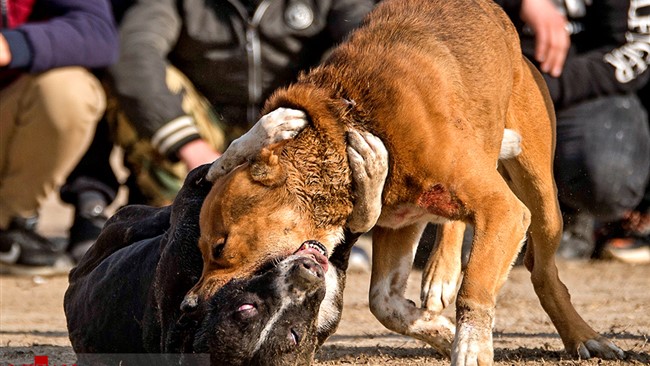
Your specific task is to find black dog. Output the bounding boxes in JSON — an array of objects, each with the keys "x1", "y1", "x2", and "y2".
[{"x1": 64, "y1": 165, "x2": 358, "y2": 365}]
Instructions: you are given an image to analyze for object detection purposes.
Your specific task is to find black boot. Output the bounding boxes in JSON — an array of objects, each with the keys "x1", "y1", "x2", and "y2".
[
  {"x1": 68, "y1": 191, "x2": 108, "y2": 263},
  {"x1": 0, "y1": 216, "x2": 71, "y2": 275}
]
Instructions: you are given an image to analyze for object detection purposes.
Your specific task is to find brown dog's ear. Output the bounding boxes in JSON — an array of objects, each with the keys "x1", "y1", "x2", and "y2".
[{"x1": 250, "y1": 147, "x2": 287, "y2": 187}]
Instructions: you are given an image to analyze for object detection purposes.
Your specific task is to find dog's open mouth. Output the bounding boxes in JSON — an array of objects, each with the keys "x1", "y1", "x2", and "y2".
[{"x1": 294, "y1": 240, "x2": 329, "y2": 273}]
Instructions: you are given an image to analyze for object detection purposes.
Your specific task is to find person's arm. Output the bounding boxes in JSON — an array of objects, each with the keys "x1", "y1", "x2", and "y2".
[
  {"x1": 0, "y1": 0, "x2": 118, "y2": 71},
  {"x1": 494, "y1": 0, "x2": 569, "y2": 77},
  {"x1": 109, "y1": 0, "x2": 213, "y2": 166},
  {"x1": 518, "y1": 0, "x2": 569, "y2": 77},
  {"x1": 543, "y1": 0, "x2": 650, "y2": 108}
]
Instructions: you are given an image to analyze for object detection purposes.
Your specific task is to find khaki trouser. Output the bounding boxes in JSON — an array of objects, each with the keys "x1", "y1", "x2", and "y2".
[
  {"x1": 109, "y1": 66, "x2": 229, "y2": 206},
  {"x1": 0, "y1": 67, "x2": 104, "y2": 228}
]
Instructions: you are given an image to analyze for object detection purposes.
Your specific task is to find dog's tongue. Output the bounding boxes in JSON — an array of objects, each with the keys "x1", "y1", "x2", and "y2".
[{"x1": 295, "y1": 240, "x2": 329, "y2": 272}]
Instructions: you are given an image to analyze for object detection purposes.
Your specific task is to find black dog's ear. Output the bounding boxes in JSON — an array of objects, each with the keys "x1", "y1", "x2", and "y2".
[
  {"x1": 169, "y1": 164, "x2": 212, "y2": 224},
  {"x1": 184, "y1": 163, "x2": 213, "y2": 193},
  {"x1": 329, "y1": 228, "x2": 362, "y2": 271}
]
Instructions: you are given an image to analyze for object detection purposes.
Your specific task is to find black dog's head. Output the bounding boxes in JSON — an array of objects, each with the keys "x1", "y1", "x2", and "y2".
[
  {"x1": 185, "y1": 241, "x2": 334, "y2": 365},
  {"x1": 64, "y1": 165, "x2": 355, "y2": 365}
]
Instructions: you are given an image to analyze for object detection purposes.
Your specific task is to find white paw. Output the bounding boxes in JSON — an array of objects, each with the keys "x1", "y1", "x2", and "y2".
[
  {"x1": 452, "y1": 322, "x2": 494, "y2": 366},
  {"x1": 256, "y1": 107, "x2": 308, "y2": 144},
  {"x1": 207, "y1": 108, "x2": 307, "y2": 181},
  {"x1": 421, "y1": 265, "x2": 462, "y2": 314},
  {"x1": 346, "y1": 129, "x2": 388, "y2": 233},
  {"x1": 410, "y1": 313, "x2": 456, "y2": 357}
]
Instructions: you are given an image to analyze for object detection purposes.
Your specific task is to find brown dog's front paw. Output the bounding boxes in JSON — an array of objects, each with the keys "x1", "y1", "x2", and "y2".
[
  {"x1": 206, "y1": 108, "x2": 307, "y2": 181},
  {"x1": 346, "y1": 129, "x2": 388, "y2": 233},
  {"x1": 421, "y1": 265, "x2": 461, "y2": 314}
]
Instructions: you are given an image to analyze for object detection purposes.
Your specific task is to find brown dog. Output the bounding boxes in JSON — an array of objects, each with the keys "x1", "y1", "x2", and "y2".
[{"x1": 188, "y1": 0, "x2": 624, "y2": 363}]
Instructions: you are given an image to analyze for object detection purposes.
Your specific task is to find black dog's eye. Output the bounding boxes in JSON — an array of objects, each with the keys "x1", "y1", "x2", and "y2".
[
  {"x1": 236, "y1": 303, "x2": 258, "y2": 319},
  {"x1": 212, "y1": 238, "x2": 226, "y2": 259}
]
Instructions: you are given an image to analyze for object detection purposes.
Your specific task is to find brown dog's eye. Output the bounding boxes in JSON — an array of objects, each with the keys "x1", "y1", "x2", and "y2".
[{"x1": 212, "y1": 238, "x2": 226, "y2": 259}]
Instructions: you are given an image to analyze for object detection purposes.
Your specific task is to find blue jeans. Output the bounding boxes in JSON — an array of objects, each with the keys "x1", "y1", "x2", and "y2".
[{"x1": 554, "y1": 94, "x2": 650, "y2": 221}]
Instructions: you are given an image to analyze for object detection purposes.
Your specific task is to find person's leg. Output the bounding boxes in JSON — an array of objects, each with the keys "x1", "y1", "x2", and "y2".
[
  {"x1": 60, "y1": 115, "x2": 120, "y2": 261},
  {"x1": 0, "y1": 67, "x2": 105, "y2": 272},
  {"x1": 61, "y1": 116, "x2": 120, "y2": 207},
  {"x1": 554, "y1": 94, "x2": 650, "y2": 259}
]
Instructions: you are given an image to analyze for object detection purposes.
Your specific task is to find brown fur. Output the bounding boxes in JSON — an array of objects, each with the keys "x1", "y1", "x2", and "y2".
[{"x1": 191, "y1": 0, "x2": 622, "y2": 362}]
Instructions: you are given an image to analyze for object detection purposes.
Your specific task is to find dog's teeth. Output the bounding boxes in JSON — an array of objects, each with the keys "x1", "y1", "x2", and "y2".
[
  {"x1": 301, "y1": 241, "x2": 326, "y2": 256},
  {"x1": 308, "y1": 243, "x2": 325, "y2": 255}
]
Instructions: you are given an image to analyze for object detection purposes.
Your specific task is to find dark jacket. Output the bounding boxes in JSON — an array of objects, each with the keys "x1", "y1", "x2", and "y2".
[
  {"x1": 0, "y1": 0, "x2": 119, "y2": 87},
  {"x1": 497, "y1": 0, "x2": 650, "y2": 109},
  {"x1": 110, "y1": 0, "x2": 375, "y2": 159}
]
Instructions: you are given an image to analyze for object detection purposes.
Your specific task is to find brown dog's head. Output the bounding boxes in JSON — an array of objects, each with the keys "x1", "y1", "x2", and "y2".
[{"x1": 185, "y1": 84, "x2": 357, "y2": 307}]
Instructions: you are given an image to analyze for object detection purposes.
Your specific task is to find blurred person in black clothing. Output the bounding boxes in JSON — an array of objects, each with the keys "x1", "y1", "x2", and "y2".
[{"x1": 416, "y1": 0, "x2": 649, "y2": 267}]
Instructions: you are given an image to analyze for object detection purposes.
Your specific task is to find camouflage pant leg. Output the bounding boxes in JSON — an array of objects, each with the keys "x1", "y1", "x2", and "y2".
[{"x1": 108, "y1": 66, "x2": 228, "y2": 206}]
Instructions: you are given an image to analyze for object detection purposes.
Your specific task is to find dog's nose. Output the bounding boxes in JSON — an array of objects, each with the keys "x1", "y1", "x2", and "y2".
[
  {"x1": 181, "y1": 293, "x2": 199, "y2": 312},
  {"x1": 301, "y1": 259, "x2": 323, "y2": 278},
  {"x1": 291, "y1": 257, "x2": 324, "y2": 289}
]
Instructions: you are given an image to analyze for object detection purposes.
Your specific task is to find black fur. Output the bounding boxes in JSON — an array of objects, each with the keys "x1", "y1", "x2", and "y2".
[{"x1": 64, "y1": 165, "x2": 353, "y2": 365}]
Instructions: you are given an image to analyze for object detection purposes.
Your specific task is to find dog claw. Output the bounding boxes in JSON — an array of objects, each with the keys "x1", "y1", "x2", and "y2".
[
  {"x1": 180, "y1": 293, "x2": 199, "y2": 312},
  {"x1": 576, "y1": 338, "x2": 625, "y2": 360}
]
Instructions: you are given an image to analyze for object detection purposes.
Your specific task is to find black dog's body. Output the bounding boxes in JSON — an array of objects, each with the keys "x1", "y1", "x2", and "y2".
[
  {"x1": 65, "y1": 165, "x2": 351, "y2": 365},
  {"x1": 65, "y1": 166, "x2": 206, "y2": 359}
]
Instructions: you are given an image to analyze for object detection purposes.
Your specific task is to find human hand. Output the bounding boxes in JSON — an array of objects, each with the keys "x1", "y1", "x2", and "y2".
[
  {"x1": 520, "y1": 0, "x2": 570, "y2": 77},
  {"x1": 178, "y1": 139, "x2": 222, "y2": 170},
  {"x1": 0, "y1": 33, "x2": 11, "y2": 67}
]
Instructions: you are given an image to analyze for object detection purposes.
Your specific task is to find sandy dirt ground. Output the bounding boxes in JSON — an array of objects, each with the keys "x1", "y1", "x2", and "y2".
[{"x1": 1, "y1": 193, "x2": 649, "y2": 365}]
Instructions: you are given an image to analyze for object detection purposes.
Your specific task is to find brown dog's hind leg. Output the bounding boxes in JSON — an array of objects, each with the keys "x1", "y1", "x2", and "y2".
[
  {"x1": 420, "y1": 221, "x2": 465, "y2": 314},
  {"x1": 370, "y1": 222, "x2": 455, "y2": 357},
  {"x1": 499, "y1": 59, "x2": 624, "y2": 360},
  {"x1": 501, "y1": 155, "x2": 624, "y2": 359}
]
